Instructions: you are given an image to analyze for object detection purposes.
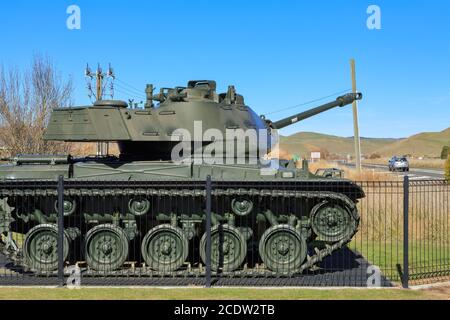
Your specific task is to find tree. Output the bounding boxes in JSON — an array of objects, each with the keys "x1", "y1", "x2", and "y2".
[
  {"x1": 318, "y1": 148, "x2": 330, "y2": 160},
  {"x1": 445, "y1": 155, "x2": 450, "y2": 182},
  {"x1": 441, "y1": 146, "x2": 449, "y2": 160},
  {"x1": 0, "y1": 55, "x2": 73, "y2": 156}
]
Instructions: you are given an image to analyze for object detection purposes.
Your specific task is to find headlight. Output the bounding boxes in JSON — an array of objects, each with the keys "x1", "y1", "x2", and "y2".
[{"x1": 281, "y1": 171, "x2": 294, "y2": 178}]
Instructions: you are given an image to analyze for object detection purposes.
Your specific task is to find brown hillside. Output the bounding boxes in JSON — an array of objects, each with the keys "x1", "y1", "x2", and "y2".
[
  {"x1": 280, "y1": 128, "x2": 450, "y2": 159},
  {"x1": 279, "y1": 132, "x2": 398, "y2": 158},
  {"x1": 373, "y1": 127, "x2": 450, "y2": 158}
]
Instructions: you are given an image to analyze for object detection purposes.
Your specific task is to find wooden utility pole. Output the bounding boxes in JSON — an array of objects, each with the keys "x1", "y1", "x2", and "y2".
[
  {"x1": 85, "y1": 63, "x2": 116, "y2": 156},
  {"x1": 96, "y1": 64, "x2": 104, "y2": 101},
  {"x1": 86, "y1": 64, "x2": 112, "y2": 156},
  {"x1": 96, "y1": 65, "x2": 105, "y2": 155},
  {"x1": 350, "y1": 59, "x2": 362, "y2": 171}
]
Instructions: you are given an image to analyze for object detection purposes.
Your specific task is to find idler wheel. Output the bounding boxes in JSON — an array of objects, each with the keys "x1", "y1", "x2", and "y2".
[
  {"x1": 141, "y1": 224, "x2": 189, "y2": 272},
  {"x1": 200, "y1": 224, "x2": 247, "y2": 272},
  {"x1": 259, "y1": 224, "x2": 306, "y2": 274},
  {"x1": 310, "y1": 201, "x2": 357, "y2": 242},
  {"x1": 85, "y1": 224, "x2": 129, "y2": 271},
  {"x1": 23, "y1": 224, "x2": 70, "y2": 272}
]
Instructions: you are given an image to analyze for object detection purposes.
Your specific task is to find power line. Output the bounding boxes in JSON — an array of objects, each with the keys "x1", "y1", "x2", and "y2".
[
  {"x1": 114, "y1": 87, "x2": 146, "y2": 100},
  {"x1": 114, "y1": 90, "x2": 145, "y2": 101},
  {"x1": 265, "y1": 88, "x2": 352, "y2": 116},
  {"x1": 114, "y1": 84, "x2": 146, "y2": 99},
  {"x1": 115, "y1": 82, "x2": 145, "y2": 96},
  {"x1": 115, "y1": 78, "x2": 144, "y2": 95}
]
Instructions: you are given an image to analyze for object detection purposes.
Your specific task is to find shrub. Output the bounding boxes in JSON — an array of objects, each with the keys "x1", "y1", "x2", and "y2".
[
  {"x1": 445, "y1": 155, "x2": 450, "y2": 182},
  {"x1": 320, "y1": 148, "x2": 330, "y2": 160},
  {"x1": 441, "y1": 146, "x2": 450, "y2": 160},
  {"x1": 369, "y1": 153, "x2": 381, "y2": 159}
]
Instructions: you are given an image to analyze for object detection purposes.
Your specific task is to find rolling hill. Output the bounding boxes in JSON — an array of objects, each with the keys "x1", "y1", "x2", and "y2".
[
  {"x1": 279, "y1": 128, "x2": 450, "y2": 158},
  {"x1": 373, "y1": 127, "x2": 450, "y2": 158},
  {"x1": 279, "y1": 132, "x2": 399, "y2": 158}
]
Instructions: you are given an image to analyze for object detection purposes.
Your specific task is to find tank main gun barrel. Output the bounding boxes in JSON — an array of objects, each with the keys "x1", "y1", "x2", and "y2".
[{"x1": 270, "y1": 92, "x2": 362, "y2": 130}]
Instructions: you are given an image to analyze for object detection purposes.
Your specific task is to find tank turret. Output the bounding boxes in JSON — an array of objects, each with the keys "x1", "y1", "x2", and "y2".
[{"x1": 43, "y1": 80, "x2": 361, "y2": 161}]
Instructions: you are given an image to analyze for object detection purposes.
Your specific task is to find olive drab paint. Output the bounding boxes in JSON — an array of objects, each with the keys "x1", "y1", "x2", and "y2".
[{"x1": 0, "y1": 80, "x2": 365, "y2": 277}]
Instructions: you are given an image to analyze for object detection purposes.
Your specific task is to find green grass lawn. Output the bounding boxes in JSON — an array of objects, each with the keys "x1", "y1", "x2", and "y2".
[
  {"x1": 0, "y1": 287, "x2": 445, "y2": 300},
  {"x1": 351, "y1": 240, "x2": 450, "y2": 282}
]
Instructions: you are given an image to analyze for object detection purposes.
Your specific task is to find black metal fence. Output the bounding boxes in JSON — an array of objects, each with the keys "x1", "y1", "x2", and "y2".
[{"x1": 0, "y1": 176, "x2": 448, "y2": 287}]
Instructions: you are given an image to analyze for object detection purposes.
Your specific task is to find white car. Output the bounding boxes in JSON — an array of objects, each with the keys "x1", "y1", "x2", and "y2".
[{"x1": 388, "y1": 156, "x2": 409, "y2": 172}]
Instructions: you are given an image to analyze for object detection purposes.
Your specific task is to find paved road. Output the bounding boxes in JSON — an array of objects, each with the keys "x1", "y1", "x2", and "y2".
[{"x1": 341, "y1": 162, "x2": 444, "y2": 180}]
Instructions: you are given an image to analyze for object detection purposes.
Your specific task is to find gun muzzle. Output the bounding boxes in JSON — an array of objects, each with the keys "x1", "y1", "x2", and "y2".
[{"x1": 337, "y1": 92, "x2": 362, "y2": 106}]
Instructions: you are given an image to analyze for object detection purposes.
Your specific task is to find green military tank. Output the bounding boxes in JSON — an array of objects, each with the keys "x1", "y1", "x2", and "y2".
[{"x1": 0, "y1": 80, "x2": 364, "y2": 276}]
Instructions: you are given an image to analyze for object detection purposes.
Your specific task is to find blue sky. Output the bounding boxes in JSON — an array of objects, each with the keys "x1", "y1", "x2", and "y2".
[{"x1": 0, "y1": 0, "x2": 449, "y2": 138}]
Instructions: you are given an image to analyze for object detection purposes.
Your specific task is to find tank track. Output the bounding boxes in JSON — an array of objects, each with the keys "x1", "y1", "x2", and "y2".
[{"x1": 0, "y1": 185, "x2": 359, "y2": 277}]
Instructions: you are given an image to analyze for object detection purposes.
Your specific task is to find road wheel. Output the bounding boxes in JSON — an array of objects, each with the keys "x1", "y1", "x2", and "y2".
[
  {"x1": 200, "y1": 224, "x2": 247, "y2": 272},
  {"x1": 259, "y1": 224, "x2": 307, "y2": 274},
  {"x1": 85, "y1": 224, "x2": 129, "y2": 271},
  {"x1": 141, "y1": 224, "x2": 189, "y2": 272},
  {"x1": 23, "y1": 224, "x2": 70, "y2": 272}
]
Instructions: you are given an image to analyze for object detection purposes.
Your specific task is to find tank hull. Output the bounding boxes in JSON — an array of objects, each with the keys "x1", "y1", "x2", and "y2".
[{"x1": 0, "y1": 160, "x2": 364, "y2": 276}]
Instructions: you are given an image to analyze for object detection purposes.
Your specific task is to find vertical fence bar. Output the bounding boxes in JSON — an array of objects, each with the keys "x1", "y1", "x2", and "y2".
[
  {"x1": 57, "y1": 175, "x2": 65, "y2": 287},
  {"x1": 402, "y1": 175, "x2": 409, "y2": 288},
  {"x1": 205, "y1": 175, "x2": 212, "y2": 288}
]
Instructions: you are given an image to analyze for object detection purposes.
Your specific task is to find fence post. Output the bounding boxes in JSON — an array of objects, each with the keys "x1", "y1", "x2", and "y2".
[
  {"x1": 402, "y1": 175, "x2": 409, "y2": 289},
  {"x1": 57, "y1": 175, "x2": 65, "y2": 287},
  {"x1": 205, "y1": 175, "x2": 212, "y2": 288}
]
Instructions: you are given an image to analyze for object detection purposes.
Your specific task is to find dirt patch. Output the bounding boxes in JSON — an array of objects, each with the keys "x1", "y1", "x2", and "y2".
[{"x1": 419, "y1": 283, "x2": 450, "y2": 300}]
